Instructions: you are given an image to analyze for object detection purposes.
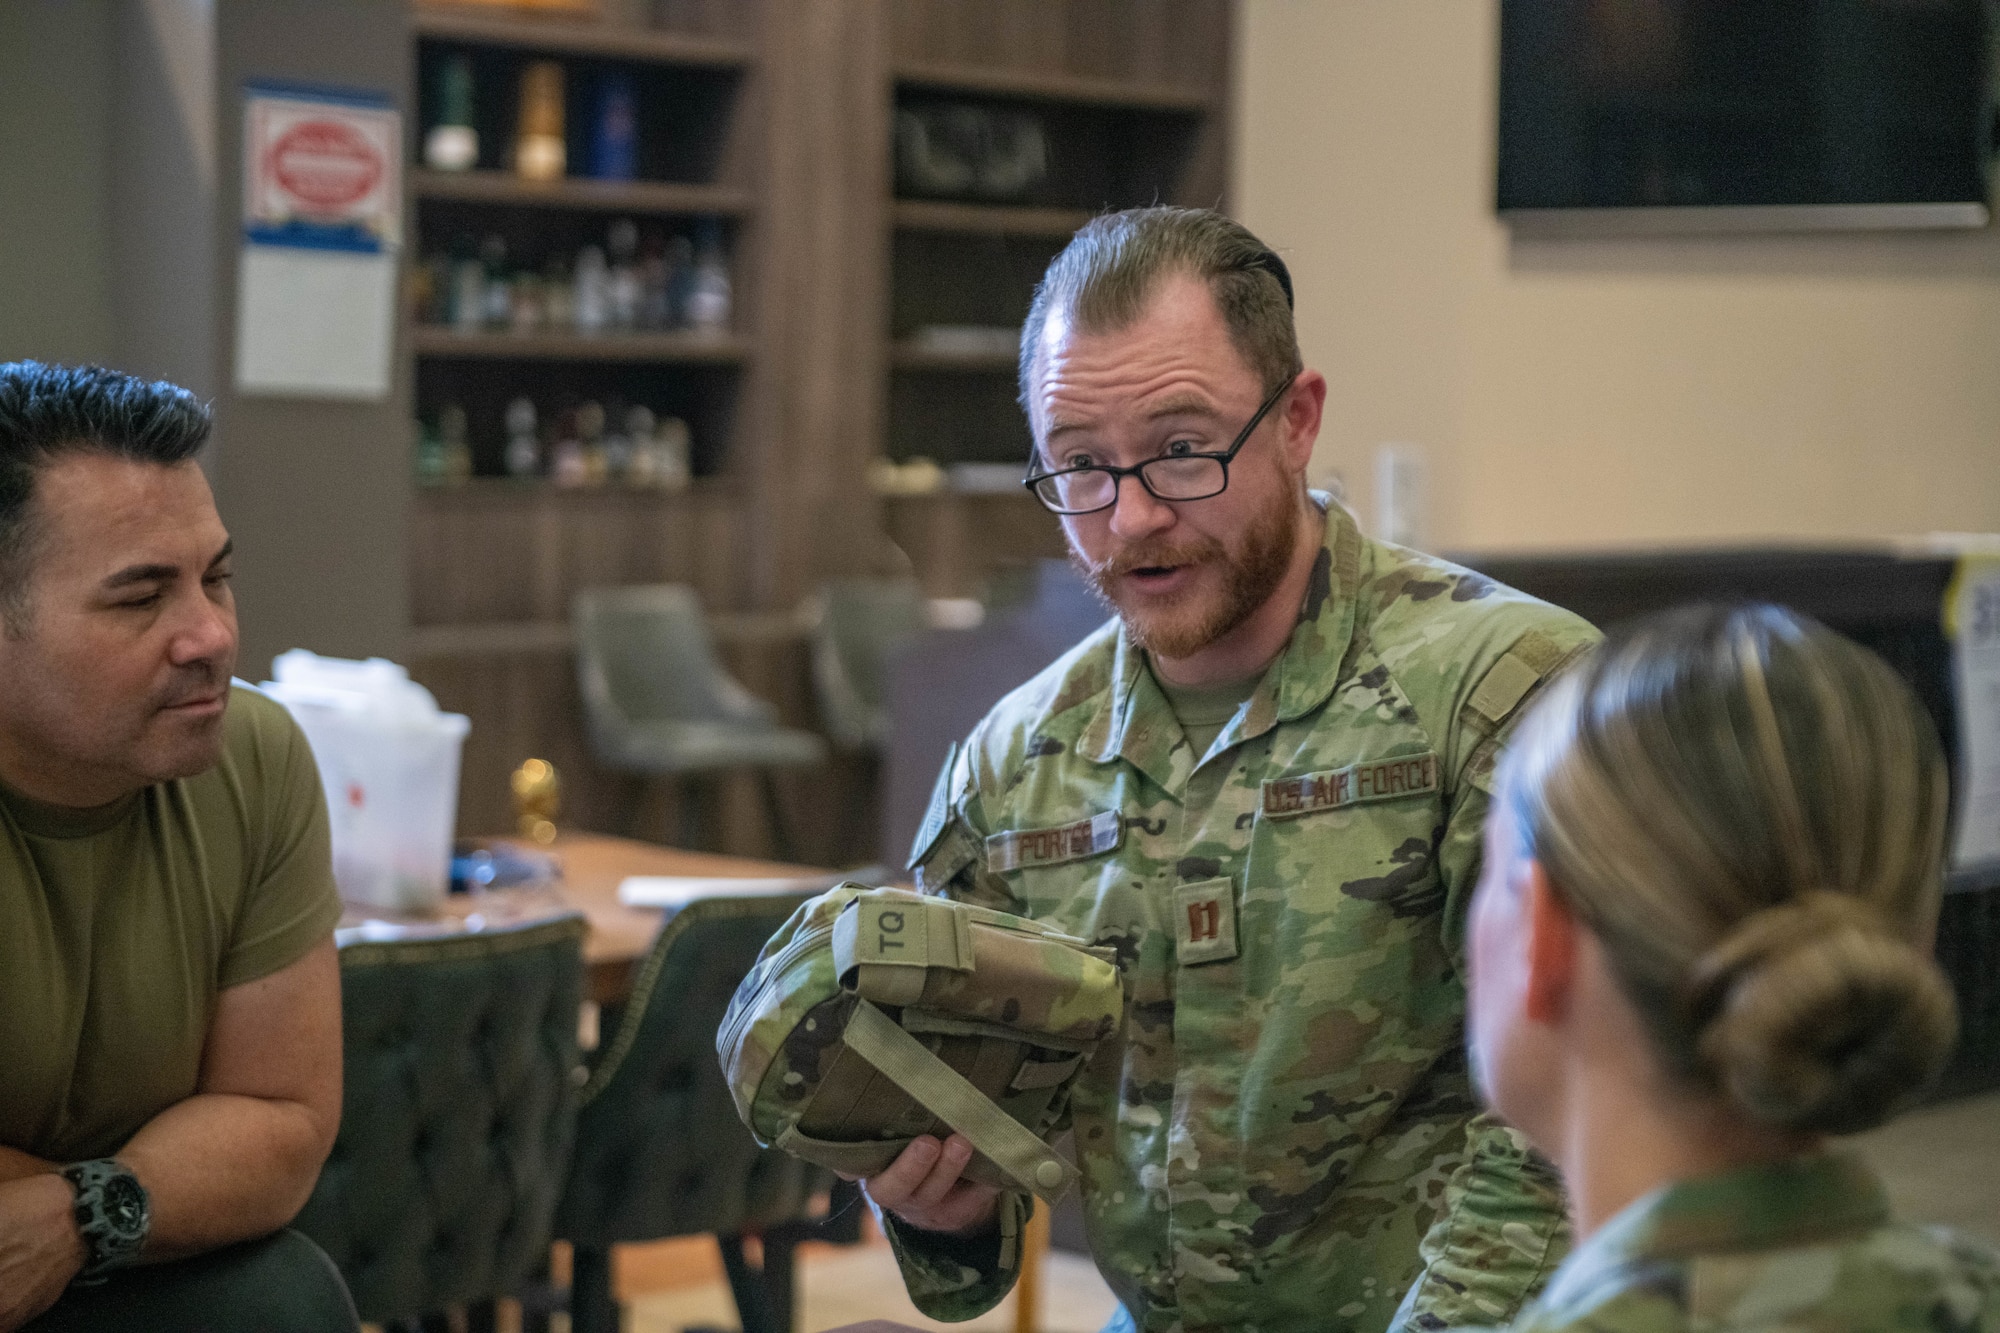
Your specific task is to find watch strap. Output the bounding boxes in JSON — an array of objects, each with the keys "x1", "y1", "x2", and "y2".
[{"x1": 59, "y1": 1158, "x2": 150, "y2": 1282}]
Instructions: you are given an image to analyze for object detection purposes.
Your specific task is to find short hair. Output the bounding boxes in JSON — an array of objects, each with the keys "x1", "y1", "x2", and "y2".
[
  {"x1": 1498, "y1": 603, "x2": 1956, "y2": 1135},
  {"x1": 0, "y1": 362, "x2": 212, "y2": 618},
  {"x1": 1018, "y1": 207, "x2": 1302, "y2": 431}
]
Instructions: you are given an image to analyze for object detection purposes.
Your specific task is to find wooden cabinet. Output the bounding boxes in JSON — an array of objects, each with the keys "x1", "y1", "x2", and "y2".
[{"x1": 402, "y1": 0, "x2": 1232, "y2": 844}]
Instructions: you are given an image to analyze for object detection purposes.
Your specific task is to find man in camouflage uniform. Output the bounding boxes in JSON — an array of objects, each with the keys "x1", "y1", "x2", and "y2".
[
  {"x1": 860, "y1": 207, "x2": 1598, "y2": 1333},
  {"x1": 1498, "y1": 1154, "x2": 2000, "y2": 1332}
]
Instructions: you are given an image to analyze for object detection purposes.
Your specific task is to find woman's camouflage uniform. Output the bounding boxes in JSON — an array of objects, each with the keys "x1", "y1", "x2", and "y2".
[
  {"x1": 1501, "y1": 1154, "x2": 2000, "y2": 1333},
  {"x1": 893, "y1": 501, "x2": 1598, "y2": 1333}
]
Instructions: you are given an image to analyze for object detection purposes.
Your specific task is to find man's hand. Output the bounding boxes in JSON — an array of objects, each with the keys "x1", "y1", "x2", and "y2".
[
  {"x1": 857, "y1": 1134, "x2": 1002, "y2": 1237},
  {"x1": 0, "y1": 1174, "x2": 84, "y2": 1332}
]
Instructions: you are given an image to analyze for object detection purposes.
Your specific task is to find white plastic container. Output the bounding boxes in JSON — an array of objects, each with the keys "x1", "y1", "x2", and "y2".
[{"x1": 260, "y1": 650, "x2": 471, "y2": 914}]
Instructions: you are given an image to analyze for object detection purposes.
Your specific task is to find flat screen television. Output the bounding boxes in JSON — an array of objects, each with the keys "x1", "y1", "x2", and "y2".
[{"x1": 1498, "y1": 0, "x2": 1994, "y2": 232}]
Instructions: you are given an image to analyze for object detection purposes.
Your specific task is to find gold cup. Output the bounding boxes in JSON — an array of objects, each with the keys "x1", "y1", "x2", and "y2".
[{"x1": 511, "y1": 758, "x2": 560, "y2": 845}]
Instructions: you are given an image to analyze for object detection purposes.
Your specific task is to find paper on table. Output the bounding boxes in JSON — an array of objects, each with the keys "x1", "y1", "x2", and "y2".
[{"x1": 617, "y1": 876, "x2": 828, "y2": 909}]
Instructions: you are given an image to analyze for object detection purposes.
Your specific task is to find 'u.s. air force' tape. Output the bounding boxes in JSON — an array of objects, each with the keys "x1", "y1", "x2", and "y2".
[
  {"x1": 1260, "y1": 751, "x2": 1440, "y2": 819},
  {"x1": 985, "y1": 809, "x2": 1123, "y2": 872}
]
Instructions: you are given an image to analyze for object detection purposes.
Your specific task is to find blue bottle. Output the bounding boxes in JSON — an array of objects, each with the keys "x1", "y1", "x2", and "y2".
[{"x1": 591, "y1": 73, "x2": 637, "y2": 181}]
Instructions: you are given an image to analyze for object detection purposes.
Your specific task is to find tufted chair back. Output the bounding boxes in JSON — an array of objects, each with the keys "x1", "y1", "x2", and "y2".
[
  {"x1": 558, "y1": 893, "x2": 823, "y2": 1241},
  {"x1": 556, "y1": 893, "x2": 831, "y2": 1333},
  {"x1": 296, "y1": 915, "x2": 587, "y2": 1325}
]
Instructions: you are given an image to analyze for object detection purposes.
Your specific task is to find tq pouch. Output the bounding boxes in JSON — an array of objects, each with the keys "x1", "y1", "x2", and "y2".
[{"x1": 716, "y1": 885, "x2": 1124, "y2": 1202}]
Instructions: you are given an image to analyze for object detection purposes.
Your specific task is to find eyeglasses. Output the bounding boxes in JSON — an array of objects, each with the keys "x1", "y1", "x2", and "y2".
[{"x1": 1023, "y1": 374, "x2": 1296, "y2": 516}]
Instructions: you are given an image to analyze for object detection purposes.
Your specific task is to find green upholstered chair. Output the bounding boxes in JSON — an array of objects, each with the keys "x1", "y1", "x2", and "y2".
[
  {"x1": 807, "y1": 578, "x2": 927, "y2": 754},
  {"x1": 295, "y1": 915, "x2": 587, "y2": 1332},
  {"x1": 23, "y1": 1228, "x2": 358, "y2": 1332},
  {"x1": 555, "y1": 892, "x2": 847, "y2": 1333},
  {"x1": 573, "y1": 584, "x2": 827, "y2": 856}
]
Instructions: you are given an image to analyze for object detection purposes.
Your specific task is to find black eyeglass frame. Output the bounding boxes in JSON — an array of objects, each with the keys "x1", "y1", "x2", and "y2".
[{"x1": 1022, "y1": 372, "x2": 1298, "y2": 516}]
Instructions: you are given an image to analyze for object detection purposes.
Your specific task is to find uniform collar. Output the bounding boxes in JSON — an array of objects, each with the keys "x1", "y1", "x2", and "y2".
[
  {"x1": 1078, "y1": 497, "x2": 1364, "y2": 795},
  {"x1": 1536, "y1": 1154, "x2": 1892, "y2": 1317}
]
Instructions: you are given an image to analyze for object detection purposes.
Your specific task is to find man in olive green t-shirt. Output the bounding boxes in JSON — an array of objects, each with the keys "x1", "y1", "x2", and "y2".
[{"x1": 0, "y1": 363, "x2": 344, "y2": 1330}]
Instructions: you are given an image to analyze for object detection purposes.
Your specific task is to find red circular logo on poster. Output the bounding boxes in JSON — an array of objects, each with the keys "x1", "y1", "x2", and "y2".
[{"x1": 267, "y1": 119, "x2": 382, "y2": 210}]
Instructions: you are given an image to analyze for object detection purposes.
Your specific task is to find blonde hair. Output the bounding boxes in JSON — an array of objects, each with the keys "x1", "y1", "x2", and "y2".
[{"x1": 1499, "y1": 603, "x2": 1957, "y2": 1135}]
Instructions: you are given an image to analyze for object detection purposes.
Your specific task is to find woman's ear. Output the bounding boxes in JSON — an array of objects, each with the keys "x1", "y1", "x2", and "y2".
[{"x1": 1523, "y1": 860, "x2": 1580, "y2": 1025}]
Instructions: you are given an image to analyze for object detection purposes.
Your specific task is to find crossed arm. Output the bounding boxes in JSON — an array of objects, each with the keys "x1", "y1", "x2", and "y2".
[{"x1": 0, "y1": 938, "x2": 342, "y2": 1331}]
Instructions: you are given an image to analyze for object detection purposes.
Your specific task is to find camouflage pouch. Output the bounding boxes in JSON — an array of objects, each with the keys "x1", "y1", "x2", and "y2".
[{"x1": 717, "y1": 885, "x2": 1123, "y2": 1203}]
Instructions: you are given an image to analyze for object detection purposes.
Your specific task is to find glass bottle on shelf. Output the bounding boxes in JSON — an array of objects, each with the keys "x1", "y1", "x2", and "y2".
[
  {"x1": 438, "y1": 403, "x2": 473, "y2": 484},
  {"x1": 424, "y1": 52, "x2": 479, "y2": 172},
  {"x1": 514, "y1": 60, "x2": 566, "y2": 181},
  {"x1": 622, "y1": 405, "x2": 657, "y2": 486},
  {"x1": 449, "y1": 233, "x2": 484, "y2": 331},
  {"x1": 602, "y1": 410, "x2": 634, "y2": 483},
  {"x1": 578, "y1": 400, "x2": 609, "y2": 485},
  {"x1": 590, "y1": 71, "x2": 637, "y2": 181},
  {"x1": 510, "y1": 268, "x2": 545, "y2": 333},
  {"x1": 686, "y1": 219, "x2": 731, "y2": 335},
  {"x1": 479, "y1": 235, "x2": 511, "y2": 329},
  {"x1": 638, "y1": 227, "x2": 670, "y2": 330},
  {"x1": 606, "y1": 219, "x2": 641, "y2": 331},
  {"x1": 414, "y1": 418, "x2": 449, "y2": 487},
  {"x1": 651, "y1": 415, "x2": 692, "y2": 492},
  {"x1": 504, "y1": 397, "x2": 541, "y2": 478},
  {"x1": 422, "y1": 251, "x2": 452, "y2": 324},
  {"x1": 543, "y1": 254, "x2": 576, "y2": 330},
  {"x1": 574, "y1": 244, "x2": 610, "y2": 333},
  {"x1": 664, "y1": 234, "x2": 695, "y2": 328},
  {"x1": 550, "y1": 408, "x2": 587, "y2": 487}
]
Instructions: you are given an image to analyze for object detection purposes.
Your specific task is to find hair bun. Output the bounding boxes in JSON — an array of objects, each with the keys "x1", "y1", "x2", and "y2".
[{"x1": 1686, "y1": 892, "x2": 1957, "y2": 1135}]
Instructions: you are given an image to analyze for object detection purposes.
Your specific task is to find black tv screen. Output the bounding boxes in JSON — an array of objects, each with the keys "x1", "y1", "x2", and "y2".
[{"x1": 1498, "y1": 0, "x2": 1993, "y2": 230}]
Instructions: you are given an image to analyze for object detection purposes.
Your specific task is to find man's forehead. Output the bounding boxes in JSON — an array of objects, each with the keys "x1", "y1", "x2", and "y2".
[{"x1": 32, "y1": 455, "x2": 224, "y2": 566}]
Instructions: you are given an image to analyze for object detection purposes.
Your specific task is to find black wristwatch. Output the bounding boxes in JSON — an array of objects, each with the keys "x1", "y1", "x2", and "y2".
[{"x1": 59, "y1": 1158, "x2": 150, "y2": 1283}]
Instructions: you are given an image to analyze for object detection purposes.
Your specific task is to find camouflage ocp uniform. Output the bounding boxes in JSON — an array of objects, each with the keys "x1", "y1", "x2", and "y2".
[
  {"x1": 1497, "y1": 1153, "x2": 2000, "y2": 1333},
  {"x1": 887, "y1": 500, "x2": 1598, "y2": 1333}
]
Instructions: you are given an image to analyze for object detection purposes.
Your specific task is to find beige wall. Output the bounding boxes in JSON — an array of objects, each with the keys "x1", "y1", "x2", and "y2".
[
  {"x1": 1234, "y1": 0, "x2": 2000, "y2": 553},
  {"x1": 0, "y1": 0, "x2": 116, "y2": 366}
]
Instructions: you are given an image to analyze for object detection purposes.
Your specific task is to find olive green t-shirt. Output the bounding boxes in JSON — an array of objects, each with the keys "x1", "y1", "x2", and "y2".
[
  {"x1": 1152, "y1": 661, "x2": 1267, "y2": 762},
  {"x1": 0, "y1": 685, "x2": 341, "y2": 1163}
]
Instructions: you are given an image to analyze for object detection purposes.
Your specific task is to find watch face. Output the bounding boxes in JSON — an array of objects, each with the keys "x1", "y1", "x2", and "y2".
[{"x1": 102, "y1": 1174, "x2": 147, "y2": 1236}]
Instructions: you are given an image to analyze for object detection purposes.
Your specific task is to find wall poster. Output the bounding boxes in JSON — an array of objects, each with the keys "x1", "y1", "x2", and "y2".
[{"x1": 233, "y1": 82, "x2": 401, "y2": 400}]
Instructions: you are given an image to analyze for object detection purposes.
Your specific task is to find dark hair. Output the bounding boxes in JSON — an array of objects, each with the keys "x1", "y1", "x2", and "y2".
[{"x1": 0, "y1": 361, "x2": 212, "y2": 617}]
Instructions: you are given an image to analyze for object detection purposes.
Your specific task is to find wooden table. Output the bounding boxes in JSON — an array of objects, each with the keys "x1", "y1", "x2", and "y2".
[{"x1": 338, "y1": 831, "x2": 837, "y2": 1004}]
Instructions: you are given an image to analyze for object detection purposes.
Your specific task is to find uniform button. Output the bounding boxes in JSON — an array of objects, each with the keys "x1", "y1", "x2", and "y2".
[{"x1": 1035, "y1": 1160, "x2": 1065, "y2": 1191}]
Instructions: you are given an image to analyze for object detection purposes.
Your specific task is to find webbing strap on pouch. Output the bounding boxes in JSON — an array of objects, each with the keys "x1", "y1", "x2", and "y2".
[{"x1": 841, "y1": 999, "x2": 1078, "y2": 1203}]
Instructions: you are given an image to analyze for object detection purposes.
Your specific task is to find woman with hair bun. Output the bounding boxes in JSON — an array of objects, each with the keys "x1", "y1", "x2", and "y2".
[{"x1": 1465, "y1": 602, "x2": 2000, "y2": 1332}]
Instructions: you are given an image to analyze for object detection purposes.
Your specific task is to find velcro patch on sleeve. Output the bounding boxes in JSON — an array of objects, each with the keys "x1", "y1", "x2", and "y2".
[
  {"x1": 1466, "y1": 654, "x2": 1542, "y2": 727},
  {"x1": 1260, "y1": 751, "x2": 1441, "y2": 820},
  {"x1": 985, "y1": 809, "x2": 1123, "y2": 873},
  {"x1": 1465, "y1": 629, "x2": 1574, "y2": 728}
]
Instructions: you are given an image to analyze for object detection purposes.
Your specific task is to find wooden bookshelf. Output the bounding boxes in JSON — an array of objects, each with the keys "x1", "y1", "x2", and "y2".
[
  {"x1": 891, "y1": 200, "x2": 1098, "y2": 237},
  {"x1": 889, "y1": 341, "x2": 1018, "y2": 373},
  {"x1": 411, "y1": 8, "x2": 753, "y2": 67},
  {"x1": 412, "y1": 327, "x2": 752, "y2": 363},
  {"x1": 394, "y1": 1, "x2": 1232, "y2": 852},
  {"x1": 410, "y1": 169, "x2": 754, "y2": 216},
  {"x1": 881, "y1": 0, "x2": 1234, "y2": 587},
  {"x1": 894, "y1": 60, "x2": 1216, "y2": 112}
]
